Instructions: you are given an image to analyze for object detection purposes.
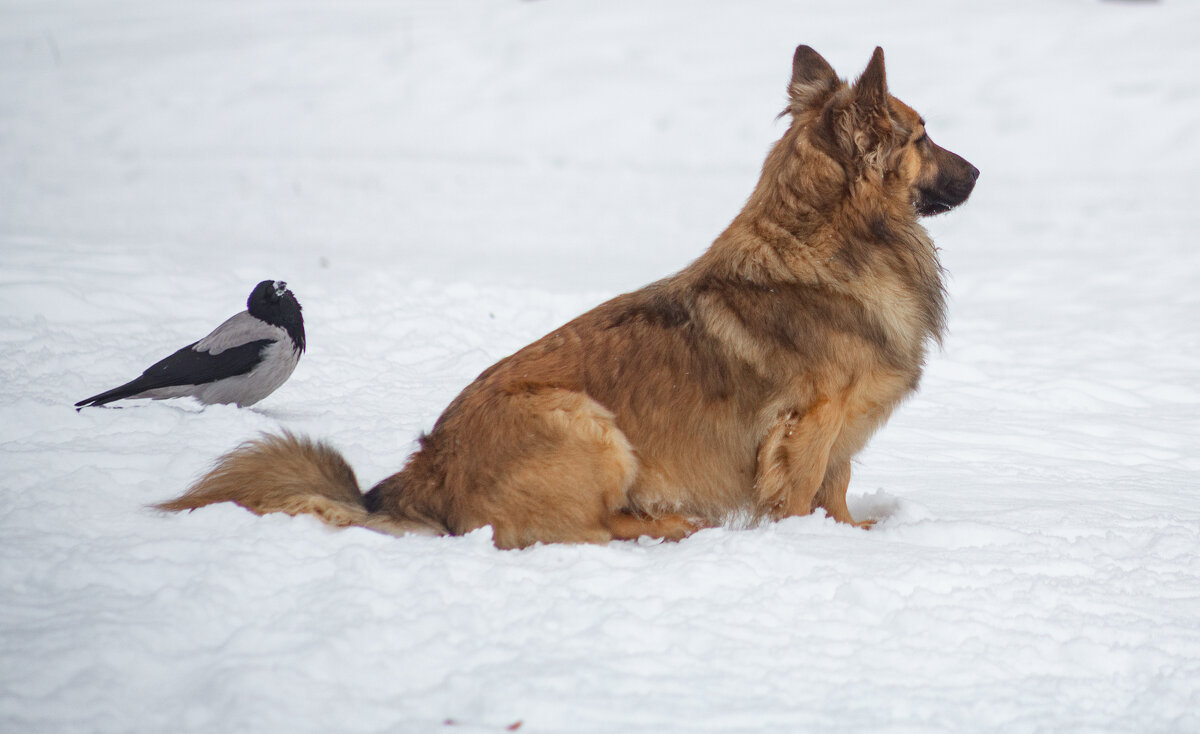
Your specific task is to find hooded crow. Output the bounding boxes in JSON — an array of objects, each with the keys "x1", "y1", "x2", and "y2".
[{"x1": 75, "y1": 280, "x2": 305, "y2": 409}]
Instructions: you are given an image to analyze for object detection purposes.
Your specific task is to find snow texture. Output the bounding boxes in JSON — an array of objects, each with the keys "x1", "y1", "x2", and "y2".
[{"x1": 3, "y1": 1, "x2": 1199, "y2": 732}]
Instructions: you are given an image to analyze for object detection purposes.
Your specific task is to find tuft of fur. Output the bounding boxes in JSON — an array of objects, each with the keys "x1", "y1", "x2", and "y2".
[
  {"x1": 158, "y1": 432, "x2": 431, "y2": 536},
  {"x1": 159, "y1": 46, "x2": 976, "y2": 549},
  {"x1": 158, "y1": 431, "x2": 365, "y2": 525}
]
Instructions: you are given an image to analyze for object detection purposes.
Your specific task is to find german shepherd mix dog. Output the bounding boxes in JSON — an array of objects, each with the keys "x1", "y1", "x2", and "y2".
[{"x1": 161, "y1": 46, "x2": 978, "y2": 549}]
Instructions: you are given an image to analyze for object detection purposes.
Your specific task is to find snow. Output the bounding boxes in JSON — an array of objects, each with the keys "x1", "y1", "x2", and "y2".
[{"x1": 3, "y1": 0, "x2": 1200, "y2": 732}]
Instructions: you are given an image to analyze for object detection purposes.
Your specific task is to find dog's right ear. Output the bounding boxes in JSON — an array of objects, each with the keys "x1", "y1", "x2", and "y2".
[
  {"x1": 851, "y1": 46, "x2": 889, "y2": 118},
  {"x1": 788, "y1": 45, "x2": 839, "y2": 108}
]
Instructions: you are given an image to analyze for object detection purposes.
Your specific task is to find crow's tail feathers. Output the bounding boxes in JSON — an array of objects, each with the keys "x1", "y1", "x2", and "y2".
[{"x1": 74, "y1": 379, "x2": 150, "y2": 410}]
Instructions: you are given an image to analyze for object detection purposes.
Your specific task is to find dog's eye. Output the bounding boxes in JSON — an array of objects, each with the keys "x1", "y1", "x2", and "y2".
[{"x1": 912, "y1": 132, "x2": 928, "y2": 145}]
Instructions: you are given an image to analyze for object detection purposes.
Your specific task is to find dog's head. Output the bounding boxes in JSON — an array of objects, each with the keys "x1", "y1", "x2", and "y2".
[{"x1": 785, "y1": 46, "x2": 978, "y2": 218}]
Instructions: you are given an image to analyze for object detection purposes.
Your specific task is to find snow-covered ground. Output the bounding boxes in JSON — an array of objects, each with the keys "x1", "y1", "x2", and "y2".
[{"x1": 3, "y1": 1, "x2": 1199, "y2": 731}]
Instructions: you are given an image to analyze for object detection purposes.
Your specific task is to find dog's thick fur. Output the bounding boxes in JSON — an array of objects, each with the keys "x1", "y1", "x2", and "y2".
[{"x1": 160, "y1": 46, "x2": 978, "y2": 549}]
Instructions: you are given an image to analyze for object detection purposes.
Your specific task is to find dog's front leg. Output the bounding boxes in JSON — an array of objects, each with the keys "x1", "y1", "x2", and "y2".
[
  {"x1": 813, "y1": 460, "x2": 874, "y2": 529},
  {"x1": 754, "y1": 398, "x2": 844, "y2": 520}
]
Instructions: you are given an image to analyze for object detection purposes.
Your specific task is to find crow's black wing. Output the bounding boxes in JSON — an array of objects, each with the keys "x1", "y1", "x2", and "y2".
[{"x1": 75, "y1": 338, "x2": 274, "y2": 408}]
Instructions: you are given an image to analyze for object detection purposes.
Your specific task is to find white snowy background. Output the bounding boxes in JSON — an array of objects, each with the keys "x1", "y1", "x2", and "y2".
[{"x1": 2, "y1": 0, "x2": 1199, "y2": 732}]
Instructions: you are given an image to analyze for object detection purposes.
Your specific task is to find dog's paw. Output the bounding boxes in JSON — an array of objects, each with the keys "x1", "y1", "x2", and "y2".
[
  {"x1": 608, "y1": 511, "x2": 711, "y2": 542},
  {"x1": 654, "y1": 514, "x2": 711, "y2": 541}
]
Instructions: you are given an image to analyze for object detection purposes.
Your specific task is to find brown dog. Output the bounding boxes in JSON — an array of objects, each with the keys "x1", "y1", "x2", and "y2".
[{"x1": 160, "y1": 46, "x2": 978, "y2": 549}]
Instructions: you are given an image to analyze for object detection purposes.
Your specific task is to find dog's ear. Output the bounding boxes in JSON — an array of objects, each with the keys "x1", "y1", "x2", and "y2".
[
  {"x1": 840, "y1": 47, "x2": 893, "y2": 173},
  {"x1": 851, "y1": 47, "x2": 888, "y2": 116},
  {"x1": 788, "y1": 45, "x2": 838, "y2": 108}
]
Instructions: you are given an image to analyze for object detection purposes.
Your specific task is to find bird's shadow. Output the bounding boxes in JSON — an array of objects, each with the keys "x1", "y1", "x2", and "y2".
[{"x1": 250, "y1": 405, "x2": 324, "y2": 422}]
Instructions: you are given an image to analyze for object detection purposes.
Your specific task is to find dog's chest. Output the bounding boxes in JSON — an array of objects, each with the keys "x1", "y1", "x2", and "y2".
[{"x1": 840, "y1": 364, "x2": 919, "y2": 451}]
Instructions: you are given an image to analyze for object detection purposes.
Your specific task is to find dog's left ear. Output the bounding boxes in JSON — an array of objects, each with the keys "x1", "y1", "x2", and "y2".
[
  {"x1": 851, "y1": 47, "x2": 888, "y2": 116},
  {"x1": 788, "y1": 45, "x2": 839, "y2": 109}
]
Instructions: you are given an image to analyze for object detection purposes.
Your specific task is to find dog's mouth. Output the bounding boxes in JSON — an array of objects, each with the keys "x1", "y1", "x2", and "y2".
[
  {"x1": 915, "y1": 147, "x2": 979, "y2": 218},
  {"x1": 916, "y1": 197, "x2": 955, "y2": 217},
  {"x1": 915, "y1": 171, "x2": 979, "y2": 217},
  {"x1": 915, "y1": 194, "x2": 965, "y2": 217}
]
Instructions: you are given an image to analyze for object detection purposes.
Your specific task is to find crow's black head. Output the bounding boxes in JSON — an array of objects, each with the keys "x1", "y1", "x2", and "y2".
[{"x1": 248, "y1": 280, "x2": 305, "y2": 353}]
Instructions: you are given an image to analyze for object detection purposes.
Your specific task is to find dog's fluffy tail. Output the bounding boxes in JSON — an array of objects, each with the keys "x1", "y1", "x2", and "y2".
[{"x1": 157, "y1": 431, "x2": 433, "y2": 537}]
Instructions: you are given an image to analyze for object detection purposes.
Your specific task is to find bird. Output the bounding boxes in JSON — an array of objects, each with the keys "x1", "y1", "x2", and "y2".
[{"x1": 75, "y1": 280, "x2": 305, "y2": 410}]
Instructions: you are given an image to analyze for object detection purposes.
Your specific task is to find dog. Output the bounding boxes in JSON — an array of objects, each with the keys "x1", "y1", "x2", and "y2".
[{"x1": 159, "y1": 46, "x2": 978, "y2": 549}]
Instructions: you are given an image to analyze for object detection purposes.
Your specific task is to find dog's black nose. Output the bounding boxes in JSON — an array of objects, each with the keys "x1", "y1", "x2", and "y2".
[{"x1": 968, "y1": 164, "x2": 980, "y2": 181}]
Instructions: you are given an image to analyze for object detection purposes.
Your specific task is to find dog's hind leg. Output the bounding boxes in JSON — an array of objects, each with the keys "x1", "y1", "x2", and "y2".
[{"x1": 461, "y1": 389, "x2": 645, "y2": 549}]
